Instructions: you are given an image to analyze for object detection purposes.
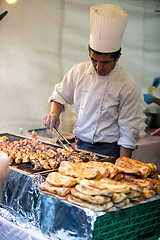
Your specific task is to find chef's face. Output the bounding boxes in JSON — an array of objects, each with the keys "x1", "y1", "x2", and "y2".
[{"x1": 90, "y1": 50, "x2": 120, "y2": 76}]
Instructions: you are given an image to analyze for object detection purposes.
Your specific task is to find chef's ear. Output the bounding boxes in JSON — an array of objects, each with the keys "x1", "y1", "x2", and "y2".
[{"x1": 115, "y1": 53, "x2": 122, "y2": 62}]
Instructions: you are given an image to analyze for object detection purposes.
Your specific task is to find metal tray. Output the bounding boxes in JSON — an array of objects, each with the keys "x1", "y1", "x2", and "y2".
[{"x1": 0, "y1": 132, "x2": 115, "y2": 175}]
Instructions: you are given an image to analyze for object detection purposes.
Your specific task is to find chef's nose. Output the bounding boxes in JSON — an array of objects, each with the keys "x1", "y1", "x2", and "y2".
[{"x1": 96, "y1": 62, "x2": 103, "y2": 70}]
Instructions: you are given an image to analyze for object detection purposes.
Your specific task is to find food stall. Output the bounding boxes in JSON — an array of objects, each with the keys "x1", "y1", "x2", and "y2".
[
  {"x1": 0, "y1": 132, "x2": 160, "y2": 240},
  {"x1": 0, "y1": 1, "x2": 160, "y2": 239}
]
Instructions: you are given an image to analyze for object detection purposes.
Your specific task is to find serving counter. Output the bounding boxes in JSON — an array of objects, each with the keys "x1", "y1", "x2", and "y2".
[
  {"x1": 1, "y1": 166, "x2": 160, "y2": 240},
  {"x1": 0, "y1": 131, "x2": 160, "y2": 239}
]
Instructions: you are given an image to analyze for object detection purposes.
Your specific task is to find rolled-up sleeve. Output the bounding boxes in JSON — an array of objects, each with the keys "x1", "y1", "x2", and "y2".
[
  {"x1": 118, "y1": 83, "x2": 143, "y2": 149},
  {"x1": 48, "y1": 67, "x2": 77, "y2": 110}
]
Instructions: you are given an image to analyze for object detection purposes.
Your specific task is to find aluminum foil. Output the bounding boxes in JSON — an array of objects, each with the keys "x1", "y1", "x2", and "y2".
[
  {"x1": 0, "y1": 168, "x2": 98, "y2": 240},
  {"x1": 1, "y1": 168, "x2": 43, "y2": 229},
  {"x1": 37, "y1": 193, "x2": 97, "y2": 240},
  {"x1": 1, "y1": 168, "x2": 160, "y2": 240}
]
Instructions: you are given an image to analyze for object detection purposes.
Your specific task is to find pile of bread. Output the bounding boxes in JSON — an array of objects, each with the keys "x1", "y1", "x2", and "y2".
[{"x1": 39, "y1": 157, "x2": 160, "y2": 212}]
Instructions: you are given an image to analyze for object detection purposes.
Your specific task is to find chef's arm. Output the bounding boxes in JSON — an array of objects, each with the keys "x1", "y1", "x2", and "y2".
[
  {"x1": 43, "y1": 101, "x2": 64, "y2": 130},
  {"x1": 50, "y1": 101, "x2": 64, "y2": 115},
  {"x1": 152, "y1": 96, "x2": 160, "y2": 106},
  {"x1": 120, "y1": 146, "x2": 133, "y2": 158}
]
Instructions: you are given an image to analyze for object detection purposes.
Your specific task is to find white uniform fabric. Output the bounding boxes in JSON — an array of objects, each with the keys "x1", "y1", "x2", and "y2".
[{"x1": 49, "y1": 62, "x2": 143, "y2": 150}]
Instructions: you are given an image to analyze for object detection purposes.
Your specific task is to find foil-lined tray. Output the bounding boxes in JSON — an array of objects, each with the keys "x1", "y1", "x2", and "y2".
[
  {"x1": 0, "y1": 132, "x2": 115, "y2": 175},
  {"x1": 0, "y1": 132, "x2": 59, "y2": 175},
  {"x1": 1, "y1": 167, "x2": 160, "y2": 240},
  {"x1": 2, "y1": 132, "x2": 160, "y2": 239}
]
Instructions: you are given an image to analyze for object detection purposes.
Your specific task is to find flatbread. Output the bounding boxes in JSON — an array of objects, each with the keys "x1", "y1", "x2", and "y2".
[
  {"x1": 87, "y1": 161, "x2": 110, "y2": 178},
  {"x1": 80, "y1": 178, "x2": 130, "y2": 193},
  {"x1": 143, "y1": 189, "x2": 155, "y2": 199},
  {"x1": 41, "y1": 190, "x2": 68, "y2": 200},
  {"x1": 46, "y1": 172, "x2": 77, "y2": 187},
  {"x1": 102, "y1": 162, "x2": 119, "y2": 178},
  {"x1": 120, "y1": 179, "x2": 143, "y2": 192},
  {"x1": 130, "y1": 194, "x2": 145, "y2": 202},
  {"x1": 123, "y1": 177, "x2": 154, "y2": 190},
  {"x1": 126, "y1": 190, "x2": 141, "y2": 199},
  {"x1": 115, "y1": 157, "x2": 151, "y2": 178},
  {"x1": 58, "y1": 161, "x2": 99, "y2": 179},
  {"x1": 68, "y1": 195, "x2": 113, "y2": 212},
  {"x1": 75, "y1": 184, "x2": 113, "y2": 197},
  {"x1": 111, "y1": 193, "x2": 127, "y2": 203},
  {"x1": 71, "y1": 188, "x2": 111, "y2": 204},
  {"x1": 114, "y1": 198, "x2": 130, "y2": 208},
  {"x1": 113, "y1": 173, "x2": 124, "y2": 181},
  {"x1": 39, "y1": 181, "x2": 71, "y2": 196}
]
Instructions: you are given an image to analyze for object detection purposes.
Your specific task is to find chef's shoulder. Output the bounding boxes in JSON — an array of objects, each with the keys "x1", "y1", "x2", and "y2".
[
  {"x1": 66, "y1": 61, "x2": 91, "y2": 78},
  {"x1": 114, "y1": 64, "x2": 140, "y2": 89}
]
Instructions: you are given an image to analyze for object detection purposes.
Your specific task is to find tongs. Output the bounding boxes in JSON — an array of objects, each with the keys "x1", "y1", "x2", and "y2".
[{"x1": 53, "y1": 127, "x2": 75, "y2": 152}]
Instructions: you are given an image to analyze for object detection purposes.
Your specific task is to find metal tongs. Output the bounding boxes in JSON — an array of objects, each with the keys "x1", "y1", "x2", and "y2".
[{"x1": 53, "y1": 127, "x2": 75, "y2": 152}]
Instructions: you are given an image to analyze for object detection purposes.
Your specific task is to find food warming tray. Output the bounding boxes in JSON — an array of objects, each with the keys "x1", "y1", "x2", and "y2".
[{"x1": 0, "y1": 132, "x2": 115, "y2": 175}]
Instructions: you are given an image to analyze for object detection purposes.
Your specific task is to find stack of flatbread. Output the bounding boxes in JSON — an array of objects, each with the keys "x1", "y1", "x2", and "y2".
[
  {"x1": 39, "y1": 158, "x2": 160, "y2": 211},
  {"x1": 115, "y1": 157, "x2": 158, "y2": 178},
  {"x1": 39, "y1": 172, "x2": 77, "y2": 200}
]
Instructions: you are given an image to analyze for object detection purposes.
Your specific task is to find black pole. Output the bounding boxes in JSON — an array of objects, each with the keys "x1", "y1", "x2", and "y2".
[{"x1": 0, "y1": 11, "x2": 8, "y2": 21}]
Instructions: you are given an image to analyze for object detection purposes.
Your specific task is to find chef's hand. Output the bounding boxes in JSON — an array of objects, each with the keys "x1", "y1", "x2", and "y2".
[
  {"x1": 151, "y1": 128, "x2": 160, "y2": 136},
  {"x1": 152, "y1": 77, "x2": 160, "y2": 88},
  {"x1": 143, "y1": 93, "x2": 153, "y2": 104},
  {"x1": 43, "y1": 113, "x2": 60, "y2": 131}
]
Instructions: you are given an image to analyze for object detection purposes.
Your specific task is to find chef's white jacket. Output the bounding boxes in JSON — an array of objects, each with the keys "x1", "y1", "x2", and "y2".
[{"x1": 49, "y1": 62, "x2": 143, "y2": 150}]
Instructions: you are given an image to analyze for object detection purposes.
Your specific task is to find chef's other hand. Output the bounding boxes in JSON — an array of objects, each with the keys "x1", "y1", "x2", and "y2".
[
  {"x1": 152, "y1": 77, "x2": 160, "y2": 88},
  {"x1": 43, "y1": 113, "x2": 60, "y2": 131},
  {"x1": 151, "y1": 128, "x2": 160, "y2": 136},
  {"x1": 143, "y1": 93, "x2": 153, "y2": 104}
]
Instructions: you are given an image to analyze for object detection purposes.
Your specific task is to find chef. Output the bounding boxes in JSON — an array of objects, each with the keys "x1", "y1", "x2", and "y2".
[{"x1": 43, "y1": 3, "x2": 143, "y2": 159}]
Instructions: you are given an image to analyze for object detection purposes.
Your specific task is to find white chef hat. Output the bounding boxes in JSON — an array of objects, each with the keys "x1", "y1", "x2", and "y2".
[{"x1": 90, "y1": 4, "x2": 129, "y2": 53}]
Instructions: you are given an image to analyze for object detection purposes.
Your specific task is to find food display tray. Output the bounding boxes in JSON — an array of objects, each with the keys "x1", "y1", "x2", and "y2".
[
  {"x1": 0, "y1": 132, "x2": 115, "y2": 175},
  {"x1": 1, "y1": 137, "x2": 160, "y2": 239},
  {"x1": 93, "y1": 198, "x2": 160, "y2": 240},
  {"x1": 0, "y1": 132, "x2": 59, "y2": 175}
]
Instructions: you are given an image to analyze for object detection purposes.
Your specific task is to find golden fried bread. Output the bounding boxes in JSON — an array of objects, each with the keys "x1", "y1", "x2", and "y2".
[
  {"x1": 68, "y1": 195, "x2": 113, "y2": 212},
  {"x1": 75, "y1": 184, "x2": 114, "y2": 197},
  {"x1": 102, "y1": 162, "x2": 119, "y2": 178},
  {"x1": 123, "y1": 177, "x2": 154, "y2": 190},
  {"x1": 111, "y1": 193, "x2": 127, "y2": 203},
  {"x1": 115, "y1": 165, "x2": 141, "y2": 176},
  {"x1": 113, "y1": 173, "x2": 124, "y2": 181},
  {"x1": 143, "y1": 189, "x2": 155, "y2": 199},
  {"x1": 71, "y1": 188, "x2": 111, "y2": 204},
  {"x1": 46, "y1": 172, "x2": 77, "y2": 187},
  {"x1": 58, "y1": 161, "x2": 99, "y2": 179},
  {"x1": 80, "y1": 178, "x2": 130, "y2": 193},
  {"x1": 114, "y1": 198, "x2": 130, "y2": 208},
  {"x1": 39, "y1": 181, "x2": 71, "y2": 196},
  {"x1": 148, "y1": 178, "x2": 160, "y2": 194},
  {"x1": 126, "y1": 190, "x2": 141, "y2": 199},
  {"x1": 120, "y1": 179, "x2": 143, "y2": 192},
  {"x1": 87, "y1": 161, "x2": 110, "y2": 178},
  {"x1": 115, "y1": 157, "x2": 151, "y2": 178}
]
